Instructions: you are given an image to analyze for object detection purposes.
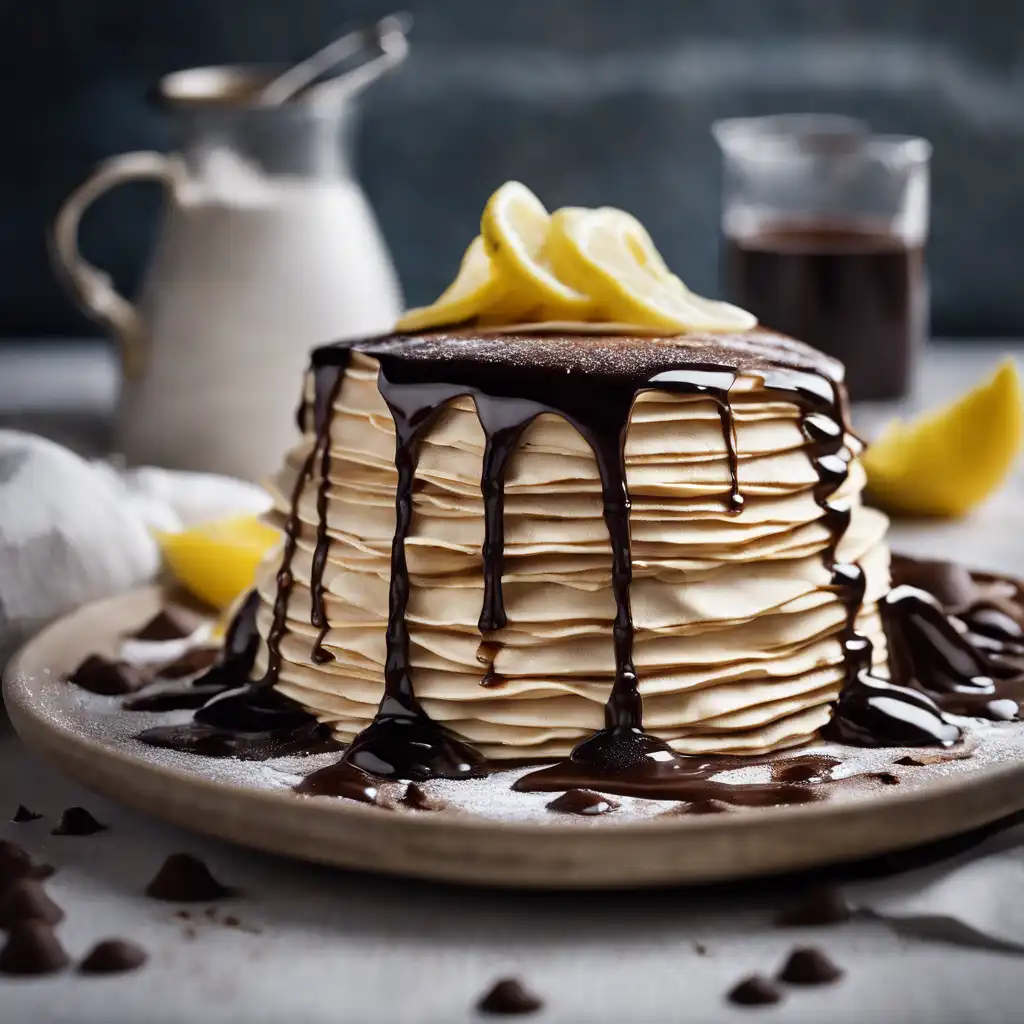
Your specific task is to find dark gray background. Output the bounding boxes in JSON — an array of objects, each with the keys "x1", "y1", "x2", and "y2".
[{"x1": 3, "y1": 0, "x2": 1023, "y2": 339}]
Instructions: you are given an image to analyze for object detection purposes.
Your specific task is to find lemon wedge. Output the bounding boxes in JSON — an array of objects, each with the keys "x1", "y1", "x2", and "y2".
[
  {"x1": 862, "y1": 359, "x2": 1023, "y2": 517},
  {"x1": 157, "y1": 514, "x2": 281, "y2": 610},
  {"x1": 480, "y1": 181, "x2": 594, "y2": 321},
  {"x1": 549, "y1": 206, "x2": 756, "y2": 332},
  {"x1": 396, "y1": 236, "x2": 510, "y2": 332}
]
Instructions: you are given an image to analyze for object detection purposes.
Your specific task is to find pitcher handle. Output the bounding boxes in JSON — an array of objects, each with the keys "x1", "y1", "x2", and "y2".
[{"x1": 50, "y1": 151, "x2": 177, "y2": 377}]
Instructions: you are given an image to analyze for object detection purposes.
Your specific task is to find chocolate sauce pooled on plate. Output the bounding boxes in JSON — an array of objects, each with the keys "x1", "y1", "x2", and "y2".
[
  {"x1": 883, "y1": 582, "x2": 1023, "y2": 722},
  {"x1": 137, "y1": 590, "x2": 334, "y2": 760}
]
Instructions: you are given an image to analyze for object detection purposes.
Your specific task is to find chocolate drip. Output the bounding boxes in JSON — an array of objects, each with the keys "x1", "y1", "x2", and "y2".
[
  {"x1": 477, "y1": 639, "x2": 505, "y2": 688},
  {"x1": 137, "y1": 591, "x2": 334, "y2": 760},
  {"x1": 474, "y1": 397, "x2": 544, "y2": 632},
  {"x1": 310, "y1": 366, "x2": 346, "y2": 664},
  {"x1": 649, "y1": 367, "x2": 742, "y2": 512},
  {"x1": 335, "y1": 376, "x2": 487, "y2": 781},
  {"x1": 758, "y1": 369, "x2": 959, "y2": 749}
]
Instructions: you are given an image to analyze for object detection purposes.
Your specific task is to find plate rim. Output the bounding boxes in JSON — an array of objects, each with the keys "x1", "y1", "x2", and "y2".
[{"x1": 6, "y1": 587, "x2": 1024, "y2": 888}]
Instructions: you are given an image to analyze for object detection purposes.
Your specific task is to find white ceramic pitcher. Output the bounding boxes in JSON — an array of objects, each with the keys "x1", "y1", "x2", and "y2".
[{"x1": 51, "y1": 64, "x2": 403, "y2": 481}]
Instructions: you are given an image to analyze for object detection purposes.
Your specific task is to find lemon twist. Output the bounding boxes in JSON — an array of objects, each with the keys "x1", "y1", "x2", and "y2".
[{"x1": 395, "y1": 182, "x2": 756, "y2": 334}]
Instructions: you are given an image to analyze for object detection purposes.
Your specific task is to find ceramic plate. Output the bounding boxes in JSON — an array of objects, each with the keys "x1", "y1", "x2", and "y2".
[{"x1": 6, "y1": 588, "x2": 1024, "y2": 889}]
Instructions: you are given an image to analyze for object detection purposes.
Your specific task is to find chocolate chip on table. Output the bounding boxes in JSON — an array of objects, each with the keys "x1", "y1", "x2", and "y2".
[
  {"x1": 777, "y1": 946, "x2": 844, "y2": 986},
  {"x1": 65, "y1": 655, "x2": 149, "y2": 696},
  {"x1": 79, "y1": 938, "x2": 148, "y2": 974},
  {"x1": 775, "y1": 885, "x2": 853, "y2": 927},
  {"x1": 52, "y1": 807, "x2": 107, "y2": 836},
  {"x1": 0, "y1": 880, "x2": 65, "y2": 929},
  {"x1": 0, "y1": 921, "x2": 70, "y2": 975},
  {"x1": 0, "y1": 841, "x2": 51, "y2": 890},
  {"x1": 727, "y1": 974, "x2": 783, "y2": 1006},
  {"x1": 11, "y1": 805, "x2": 43, "y2": 824},
  {"x1": 476, "y1": 977, "x2": 545, "y2": 1015},
  {"x1": 129, "y1": 609, "x2": 193, "y2": 642},
  {"x1": 145, "y1": 854, "x2": 237, "y2": 902}
]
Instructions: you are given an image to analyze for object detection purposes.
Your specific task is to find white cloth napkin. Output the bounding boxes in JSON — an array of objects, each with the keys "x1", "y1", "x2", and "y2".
[
  {"x1": 0, "y1": 430, "x2": 270, "y2": 666},
  {"x1": 846, "y1": 822, "x2": 1024, "y2": 951}
]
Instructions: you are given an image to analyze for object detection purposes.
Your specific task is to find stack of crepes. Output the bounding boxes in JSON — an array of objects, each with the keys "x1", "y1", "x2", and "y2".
[
  {"x1": 252, "y1": 182, "x2": 890, "y2": 759},
  {"x1": 254, "y1": 344, "x2": 889, "y2": 759}
]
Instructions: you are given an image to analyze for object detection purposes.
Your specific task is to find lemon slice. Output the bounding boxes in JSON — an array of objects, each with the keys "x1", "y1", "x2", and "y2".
[
  {"x1": 480, "y1": 182, "x2": 593, "y2": 320},
  {"x1": 863, "y1": 359, "x2": 1023, "y2": 517},
  {"x1": 396, "y1": 236, "x2": 509, "y2": 332},
  {"x1": 157, "y1": 514, "x2": 281, "y2": 610},
  {"x1": 549, "y1": 207, "x2": 756, "y2": 332}
]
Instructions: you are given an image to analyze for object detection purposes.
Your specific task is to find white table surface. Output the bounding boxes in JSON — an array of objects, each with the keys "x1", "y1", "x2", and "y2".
[{"x1": 2, "y1": 339, "x2": 1024, "y2": 1024}]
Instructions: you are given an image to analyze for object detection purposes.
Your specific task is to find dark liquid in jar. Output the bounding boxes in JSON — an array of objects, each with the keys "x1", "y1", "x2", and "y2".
[{"x1": 723, "y1": 221, "x2": 926, "y2": 400}]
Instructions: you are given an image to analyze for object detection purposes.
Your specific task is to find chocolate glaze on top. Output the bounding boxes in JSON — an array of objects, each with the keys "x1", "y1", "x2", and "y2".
[{"x1": 126, "y1": 326, "x2": 978, "y2": 794}]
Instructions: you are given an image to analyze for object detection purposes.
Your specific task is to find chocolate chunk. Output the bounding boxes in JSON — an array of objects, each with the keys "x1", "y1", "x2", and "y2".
[
  {"x1": 545, "y1": 789, "x2": 619, "y2": 816},
  {"x1": 401, "y1": 783, "x2": 447, "y2": 811},
  {"x1": 694, "y1": 942, "x2": 708, "y2": 956},
  {"x1": 870, "y1": 771, "x2": 901, "y2": 786},
  {"x1": 684, "y1": 799, "x2": 731, "y2": 815},
  {"x1": 477, "y1": 977, "x2": 544, "y2": 1015},
  {"x1": 66, "y1": 655, "x2": 148, "y2": 696},
  {"x1": 0, "y1": 921, "x2": 70, "y2": 975},
  {"x1": 777, "y1": 946, "x2": 844, "y2": 985},
  {"x1": 155, "y1": 646, "x2": 219, "y2": 680},
  {"x1": 0, "y1": 842, "x2": 54, "y2": 893},
  {"x1": 52, "y1": 807, "x2": 107, "y2": 836},
  {"x1": 0, "y1": 880, "x2": 64, "y2": 928},
  {"x1": 0, "y1": 841, "x2": 32, "y2": 886},
  {"x1": 79, "y1": 938, "x2": 148, "y2": 974},
  {"x1": 889, "y1": 556, "x2": 977, "y2": 610},
  {"x1": 727, "y1": 975, "x2": 783, "y2": 1006},
  {"x1": 895, "y1": 750, "x2": 972, "y2": 767},
  {"x1": 145, "y1": 854, "x2": 237, "y2": 902},
  {"x1": 130, "y1": 610, "x2": 191, "y2": 642},
  {"x1": 11, "y1": 805, "x2": 42, "y2": 824},
  {"x1": 776, "y1": 886, "x2": 852, "y2": 927}
]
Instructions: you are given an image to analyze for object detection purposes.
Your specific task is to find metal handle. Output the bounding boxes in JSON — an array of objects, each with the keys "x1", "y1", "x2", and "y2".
[{"x1": 50, "y1": 151, "x2": 177, "y2": 377}]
